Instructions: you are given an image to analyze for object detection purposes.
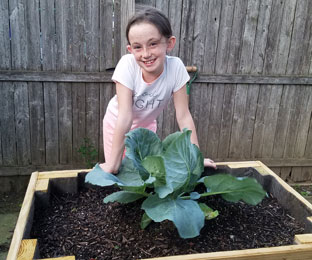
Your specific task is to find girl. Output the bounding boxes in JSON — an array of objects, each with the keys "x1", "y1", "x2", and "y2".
[{"x1": 100, "y1": 8, "x2": 216, "y2": 174}]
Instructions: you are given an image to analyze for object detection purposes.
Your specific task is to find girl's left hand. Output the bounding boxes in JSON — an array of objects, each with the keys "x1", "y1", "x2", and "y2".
[{"x1": 204, "y1": 158, "x2": 217, "y2": 169}]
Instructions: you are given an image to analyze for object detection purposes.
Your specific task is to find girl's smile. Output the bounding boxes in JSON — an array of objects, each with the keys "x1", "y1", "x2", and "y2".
[{"x1": 127, "y1": 22, "x2": 175, "y2": 83}]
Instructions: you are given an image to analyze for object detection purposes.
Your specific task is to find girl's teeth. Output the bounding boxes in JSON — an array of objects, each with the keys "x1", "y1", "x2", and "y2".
[{"x1": 144, "y1": 59, "x2": 154, "y2": 64}]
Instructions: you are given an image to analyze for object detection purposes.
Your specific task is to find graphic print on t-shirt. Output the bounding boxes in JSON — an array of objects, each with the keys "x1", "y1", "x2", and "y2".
[{"x1": 133, "y1": 91, "x2": 164, "y2": 110}]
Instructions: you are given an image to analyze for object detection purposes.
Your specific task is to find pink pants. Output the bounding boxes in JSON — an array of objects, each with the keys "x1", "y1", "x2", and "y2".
[{"x1": 103, "y1": 114, "x2": 157, "y2": 162}]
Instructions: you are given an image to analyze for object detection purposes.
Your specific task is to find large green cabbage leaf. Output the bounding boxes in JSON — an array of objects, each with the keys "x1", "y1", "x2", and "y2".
[
  {"x1": 142, "y1": 194, "x2": 205, "y2": 238},
  {"x1": 199, "y1": 174, "x2": 266, "y2": 205},
  {"x1": 85, "y1": 128, "x2": 266, "y2": 239}
]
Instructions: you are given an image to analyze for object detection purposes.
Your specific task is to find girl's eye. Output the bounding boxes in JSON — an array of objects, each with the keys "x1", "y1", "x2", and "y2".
[
  {"x1": 150, "y1": 42, "x2": 158, "y2": 47},
  {"x1": 133, "y1": 46, "x2": 141, "y2": 50}
]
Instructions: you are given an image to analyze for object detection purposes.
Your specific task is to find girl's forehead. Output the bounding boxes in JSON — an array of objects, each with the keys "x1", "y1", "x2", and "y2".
[{"x1": 128, "y1": 22, "x2": 162, "y2": 41}]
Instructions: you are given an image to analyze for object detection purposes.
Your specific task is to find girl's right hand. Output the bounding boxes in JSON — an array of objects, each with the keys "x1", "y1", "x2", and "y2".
[
  {"x1": 204, "y1": 158, "x2": 217, "y2": 169},
  {"x1": 99, "y1": 162, "x2": 119, "y2": 174}
]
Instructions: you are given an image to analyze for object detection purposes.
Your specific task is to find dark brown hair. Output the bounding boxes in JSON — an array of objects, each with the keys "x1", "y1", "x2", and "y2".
[{"x1": 126, "y1": 8, "x2": 173, "y2": 44}]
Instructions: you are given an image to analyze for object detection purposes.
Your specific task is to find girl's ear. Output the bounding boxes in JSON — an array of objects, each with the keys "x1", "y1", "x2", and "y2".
[
  {"x1": 127, "y1": 45, "x2": 132, "y2": 53},
  {"x1": 167, "y1": 36, "x2": 176, "y2": 52}
]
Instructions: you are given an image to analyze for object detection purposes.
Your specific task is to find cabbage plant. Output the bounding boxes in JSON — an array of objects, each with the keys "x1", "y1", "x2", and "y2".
[{"x1": 85, "y1": 128, "x2": 266, "y2": 239}]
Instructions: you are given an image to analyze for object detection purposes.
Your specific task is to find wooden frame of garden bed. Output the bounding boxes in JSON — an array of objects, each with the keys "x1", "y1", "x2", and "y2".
[{"x1": 7, "y1": 161, "x2": 312, "y2": 260}]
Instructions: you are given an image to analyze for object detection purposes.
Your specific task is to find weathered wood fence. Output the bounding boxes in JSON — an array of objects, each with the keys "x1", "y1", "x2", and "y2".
[{"x1": 1, "y1": 0, "x2": 312, "y2": 182}]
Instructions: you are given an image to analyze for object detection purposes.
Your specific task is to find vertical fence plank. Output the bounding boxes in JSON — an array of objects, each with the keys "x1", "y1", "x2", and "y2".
[
  {"x1": 206, "y1": 84, "x2": 224, "y2": 158},
  {"x1": 229, "y1": 84, "x2": 247, "y2": 158},
  {"x1": 86, "y1": 84, "x2": 100, "y2": 164},
  {"x1": 227, "y1": 0, "x2": 248, "y2": 74},
  {"x1": 261, "y1": 85, "x2": 283, "y2": 158},
  {"x1": 303, "y1": 1, "x2": 312, "y2": 176},
  {"x1": 55, "y1": 0, "x2": 73, "y2": 164},
  {"x1": 0, "y1": 83, "x2": 17, "y2": 165},
  {"x1": 263, "y1": 0, "x2": 285, "y2": 74},
  {"x1": 0, "y1": 0, "x2": 11, "y2": 70},
  {"x1": 188, "y1": 82, "x2": 201, "y2": 136},
  {"x1": 283, "y1": 87, "x2": 306, "y2": 158},
  {"x1": 222, "y1": 0, "x2": 248, "y2": 159},
  {"x1": 272, "y1": 86, "x2": 295, "y2": 158},
  {"x1": 120, "y1": 0, "x2": 135, "y2": 57},
  {"x1": 251, "y1": 0, "x2": 272, "y2": 73},
  {"x1": 29, "y1": 83, "x2": 45, "y2": 165},
  {"x1": 203, "y1": 0, "x2": 221, "y2": 74},
  {"x1": 198, "y1": 84, "x2": 213, "y2": 158},
  {"x1": 41, "y1": 0, "x2": 59, "y2": 165},
  {"x1": 272, "y1": 0, "x2": 296, "y2": 74},
  {"x1": 286, "y1": 0, "x2": 308, "y2": 75},
  {"x1": 155, "y1": 0, "x2": 169, "y2": 15},
  {"x1": 251, "y1": 85, "x2": 271, "y2": 158},
  {"x1": 168, "y1": 0, "x2": 183, "y2": 57},
  {"x1": 179, "y1": 0, "x2": 196, "y2": 65},
  {"x1": 189, "y1": 0, "x2": 207, "y2": 135},
  {"x1": 197, "y1": 1, "x2": 221, "y2": 158},
  {"x1": 27, "y1": 0, "x2": 45, "y2": 165},
  {"x1": 236, "y1": 0, "x2": 260, "y2": 160},
  {"x1": 14, "y1": 82, "x2": 31, "y2": 165},
  {"x1": 112, "y1": 0, "x2": 121, "y2": 67},
  {"x1": 192, "y1": 0, "x2": 208, "y2": 72},
  {"x1": 295, "y1": 86, "x2": 312, "y2": 158},
  {"x1": 0, "y1": 0, "x2": 11, "y2": 165},
  {"x1": 210, "y1": 1, "x2": 234, "y2": 159},
  {"x1": 100, "y1": 0, "x2": 114, "y2": 70},
  {"x1": 72, "y1": 0, "x2": 86, "y2": 164},
  {"x1": 9, "y1": 0, "x2": 31, "y2": 165},
  {"x1": 285, "y1": 0, "x2": 311, "y2": 181},
  {"x1": 215, "y1": 0, "x2": 235, "y2": 74},
  {"x1": 72, "y1": 85, "x2": 86, "y2": 164},
  {"x1": 241, "y1": 85, "x2": 259, "y2": 159},
  {"x1": 43, "y1": 84, "x2": 59, "y2": 165},
  {"x1": 85, "y1": 1, "x2": 101, "y2": 163},
  {"x1": 262, "y1": 0, "x2": 295, "y2": 171},
  {"x1": 288, "y1": 0, "x2": 312, "y2": 160},
  {"x1": 136, "y1": 0, "x2": 155, "y2": 10},
  {"x1": 40, "y1": 2, "x2": 55, "y2": 176},
  {"x1": 9, "y1": 0, "x2": 27, "y2": 69},
  {"x1": 239, "y1": 0, "x2": 260, "y2": 74},
  {"x1": 217, "y1": 84, "x2": 235, "y2": 159},
  {"x1": 58, "y1": 83, "x2": 73, "y2": 164}
]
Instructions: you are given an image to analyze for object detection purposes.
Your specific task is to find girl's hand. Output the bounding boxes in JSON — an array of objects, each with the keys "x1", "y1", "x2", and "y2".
[
  {"x1": 204, "y1": 158, "x2": 217, "y2": 169},
  {"x1": 99, "y1": 162, "x2": 119, "y2": 174}
]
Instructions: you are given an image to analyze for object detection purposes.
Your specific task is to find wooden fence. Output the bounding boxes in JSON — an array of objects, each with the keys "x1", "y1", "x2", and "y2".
[{"x1": 1, "y1": 0, "x2": 312, "y2": 182}]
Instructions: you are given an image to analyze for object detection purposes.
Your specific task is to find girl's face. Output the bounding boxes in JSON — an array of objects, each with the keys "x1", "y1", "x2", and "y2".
[{"x1": 127, "y1": 22, "x2": 176, "y2": 83}]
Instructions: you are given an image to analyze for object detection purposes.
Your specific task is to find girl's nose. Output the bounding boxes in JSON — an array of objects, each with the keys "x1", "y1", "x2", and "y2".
[{"x1": 142, "y1": 47, "x2": 151, "y2": 58}]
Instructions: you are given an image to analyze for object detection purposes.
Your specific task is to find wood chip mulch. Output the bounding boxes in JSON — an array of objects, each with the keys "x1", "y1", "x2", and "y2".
[{"x1": 31, "y1": 185, "x2": 305, "y2": 260}]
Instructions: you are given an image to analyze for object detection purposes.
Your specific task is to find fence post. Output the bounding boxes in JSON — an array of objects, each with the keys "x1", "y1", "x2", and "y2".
[{"x1": 120, "y1": 0, "x2": 135, "y2": 57}]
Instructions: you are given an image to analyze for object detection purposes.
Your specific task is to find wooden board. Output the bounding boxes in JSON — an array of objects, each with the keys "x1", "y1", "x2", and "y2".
[
  {"x1": 7, "y1": 172, "x2": 38, "y2": 260},
  {"x1": 8, "y1": 161, "x2": 312, "y2": 260}
]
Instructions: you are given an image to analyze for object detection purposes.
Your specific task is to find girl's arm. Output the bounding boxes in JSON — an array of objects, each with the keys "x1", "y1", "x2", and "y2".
[
  {"x1": 100, "y1": 82, "x2": 133, "y2": 173},
  {"x1": 173, "y1": 85, "x2": 216, "y2": 169},
  {"x1": 173, "y1": 85, "x2": 199, "y2": 146}
]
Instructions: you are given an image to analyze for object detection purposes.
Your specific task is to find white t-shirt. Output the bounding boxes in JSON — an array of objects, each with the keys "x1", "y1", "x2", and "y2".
[{"x1": 105, "y1": 54, "x2": 190, "y2": 129}]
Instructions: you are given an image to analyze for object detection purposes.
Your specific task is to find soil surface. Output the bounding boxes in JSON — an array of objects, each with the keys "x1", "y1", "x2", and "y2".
[{"x1": 31, "y1": 183, "x2": 305, "y2": 260}]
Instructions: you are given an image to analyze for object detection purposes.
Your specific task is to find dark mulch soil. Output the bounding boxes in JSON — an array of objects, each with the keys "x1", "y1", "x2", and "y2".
[{"x1": 31, "y1": 185, "x2": 305, "y2": 260}]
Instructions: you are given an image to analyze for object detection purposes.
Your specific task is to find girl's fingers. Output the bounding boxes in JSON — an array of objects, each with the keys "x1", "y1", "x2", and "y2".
[{"x1": 204, "y1": 158, "x2": 217, "y2": 169}]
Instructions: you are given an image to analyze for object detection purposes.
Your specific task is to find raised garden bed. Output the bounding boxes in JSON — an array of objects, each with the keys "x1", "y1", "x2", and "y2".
[{"x1": 7, "y1": 161, "x2": 312, "y2": 260}]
